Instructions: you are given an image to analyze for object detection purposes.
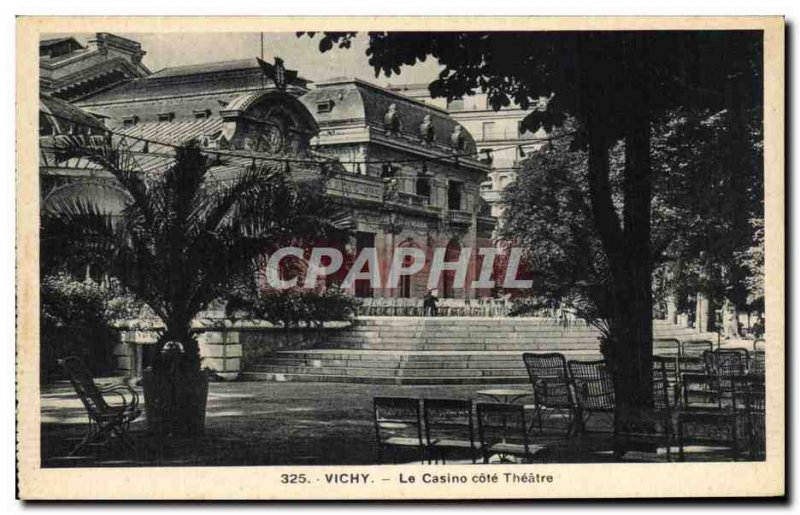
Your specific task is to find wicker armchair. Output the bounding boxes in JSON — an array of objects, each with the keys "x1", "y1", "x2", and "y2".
[
  {"x1": 567, "y1": 360, "x2": 615, "y2": 433},
  {"x1": 522, "y1": 352, "x2": 577, "y2": 435},
  {"x1": 58, "y1": 357, "x2": 140, "y2": 456}
]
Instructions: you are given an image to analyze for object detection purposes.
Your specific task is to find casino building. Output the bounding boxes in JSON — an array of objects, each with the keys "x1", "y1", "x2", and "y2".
[{"x1": 39, "y1": 35, "x2": 496, "y2": 300}]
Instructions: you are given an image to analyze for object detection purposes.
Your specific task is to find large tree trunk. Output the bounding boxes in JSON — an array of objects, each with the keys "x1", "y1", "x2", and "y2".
[{"x1": 586, "y1": 33, "x2": 654, "y2": 425}]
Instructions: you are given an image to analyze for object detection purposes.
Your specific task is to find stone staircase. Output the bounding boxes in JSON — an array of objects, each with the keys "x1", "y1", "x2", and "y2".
[{"x1": 242, "y1": 317, "x2": 714, "y2": 385}]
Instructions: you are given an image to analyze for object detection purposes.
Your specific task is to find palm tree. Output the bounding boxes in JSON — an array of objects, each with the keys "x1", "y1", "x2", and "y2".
[{"x1": 43, "y1": 136, "x2": 339, "y2": 372}]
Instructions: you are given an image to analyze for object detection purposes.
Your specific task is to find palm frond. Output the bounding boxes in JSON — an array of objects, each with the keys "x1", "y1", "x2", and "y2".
[{"x1": 51, "y1": 134, "x2": 163, "y2": 230}]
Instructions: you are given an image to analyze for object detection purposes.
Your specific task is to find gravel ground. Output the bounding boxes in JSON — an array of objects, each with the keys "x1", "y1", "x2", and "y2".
[{"x1": 40, "y1": 380, "x2": 749, "y2": 468}]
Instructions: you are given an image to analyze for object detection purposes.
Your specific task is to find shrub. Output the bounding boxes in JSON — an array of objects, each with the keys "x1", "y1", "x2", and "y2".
[
  {"x1": 40, "y1": 272, "x2": 144, "y2": 380},
  {"x1": 227, "y1": 286, "x2": 360, "y2": 328}
]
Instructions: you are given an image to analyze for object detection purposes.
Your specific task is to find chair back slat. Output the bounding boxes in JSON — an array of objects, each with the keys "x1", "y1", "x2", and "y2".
[
  {"x1": 705, "y1": 349, "x2": 750, "y2": 377},
  {"x1": 678, "y1": 355, "x2": 705, "y2": 376},
  {"x1": 58, "y1": 357, "x2": 108, "y2": 417},
  {"x1": 681, "y1": 339, "x2": 714, "y2": 357},
  {"x1": 522, "y1": 352, "x2": 573, "y2": 409},
  {"x1": 652, "y1": 358, "x2": 674, "y2": 410},
  {"x1": 374, "y1": 397, "x2": 423, "y2": 444},
  {"x1": 681, "y1": 373, "x2": 717, "y2": 408},
  {"x1": 731, "y1": 375, "x2": 765, "y2": 413},
  {"x1": 568, "y1": 360, "x2": 615, "y2": 411},
  {"x1": 654, "y1": 338, "x2": 681, "y2": 357},
  {"x1": 750, "y1": 350, "x2": 765, "y2": 375},
  {"x1": 423, "y1": 398, "x2": 475, "y2": 449}
]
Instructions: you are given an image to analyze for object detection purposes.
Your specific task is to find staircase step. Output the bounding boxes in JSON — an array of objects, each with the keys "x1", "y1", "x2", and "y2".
[
  {"x1": 243, "y1": 317, "x2": 708, "y2": 384},
  {"x1": 240, "y1": 371, "x2": 528, "y2": 385}
]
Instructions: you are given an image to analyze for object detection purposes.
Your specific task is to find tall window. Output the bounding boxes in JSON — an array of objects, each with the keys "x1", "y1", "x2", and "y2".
[
  {"x1": 416, "y1": 176, "x2": 431, "y2": 199},
  {"x1": 482, "y1": 121, "x2": 496, "y2": 140},
  {"x1": 354, "y1": 232, "x2": 375, "y2": 298},
  {"x1": 400, "y1": 254, "x2": 413, "y2": 298},
  {"x1": 448, "y1": 181, "x2": 462, "y2": 211}
]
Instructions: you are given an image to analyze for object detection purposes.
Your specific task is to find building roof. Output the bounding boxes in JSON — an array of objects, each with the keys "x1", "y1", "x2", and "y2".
[
  {"x1": 116, "y1": 117, "x2": 225, "y2": 145},
  {"x1": 40, "y1": 37, "x2": 84, "y2": 50},
  {"x1": 301, "y1": 78, "x2": 478, "y2": 156},
  {"x1": 148, "y1": 59, "x2": 262, "y2": 79},
  {"x1": 40, "y1": 93, "x2": 107, "y2": 132},
  {"x1": 81, "y1": 58, "x2": 308, "y2": 106},
  {"x1": 40, "y1": 33, "x2": 151, "y2": 101}
]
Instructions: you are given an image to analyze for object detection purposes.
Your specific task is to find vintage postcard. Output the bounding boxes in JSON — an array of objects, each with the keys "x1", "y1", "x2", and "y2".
[{"x1": 16, "y1": 16, "x2": 784, "y2": 499}]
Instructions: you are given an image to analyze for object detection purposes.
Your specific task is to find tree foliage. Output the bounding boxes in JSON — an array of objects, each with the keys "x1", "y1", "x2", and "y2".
[
  {"x1": 42, "y1": 137, "x2": 339, "y2": 370},
  {"x1": 503, "y1": 109, "x2": 764, "y2": 330},
  {"x1": 303, "y1": 30, "x2": 762, "y2": 414}
]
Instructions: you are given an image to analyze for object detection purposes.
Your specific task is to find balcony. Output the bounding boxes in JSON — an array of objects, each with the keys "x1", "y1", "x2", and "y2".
[
  {"x1": 475, "y1": 128, "x2": 543, "y2": 143},
  {"x1": 447, "y1": 210, "x2": 472, "y2": 226},
  {"x1": 480, "y1": 190, "x2": 502, "y2": 203},
  {"x1": 326, "y1": 173, "x2": 384, "y2": 203},
  {"x1": 396, "y1": 191, "x2": 431, "y2": 208}
]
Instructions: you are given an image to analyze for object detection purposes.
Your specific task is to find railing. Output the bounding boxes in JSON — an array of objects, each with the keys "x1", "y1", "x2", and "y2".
[
  {"x1": 356, "y1": 297, "x2": 588, "y2": 322},
  {"x1": 357, "y1": 297, "x2": 512, "y2": 317}
]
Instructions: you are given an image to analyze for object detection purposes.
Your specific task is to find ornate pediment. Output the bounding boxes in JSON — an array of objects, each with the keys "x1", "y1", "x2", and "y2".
[{"x1": 220, "y1": 90, "x2": 319, "y2": 155}]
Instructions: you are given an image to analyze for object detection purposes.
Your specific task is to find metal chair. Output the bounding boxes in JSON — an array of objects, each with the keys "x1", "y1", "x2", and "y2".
[
  {"x1": 654, "y1": 355, "x2": 680, "y2": 397},
  {"x1": 731, "y1": 375, "x2": 766, "y2": 460},
  {"x1": 716, "y1": 348, "x2": 751, "y2": 373},
  {"x1": 423, "y1": 398, "x2": 479, "y2": 463},
  {"x1": 568, "y1": 360, "x2": 615, "y2": 433},
  {"x1": 750, "y1": 350, "x2": 765, "y2": 376},
  {"x1": 58, "y1": 357, "x2": 140, "y2": 456},
  {"x1": 522, "y1": 353, "x2": 577, "y2": 435},
  {"x1": 609, "y1": 361, "x2": 676, "y2": 462},
  {"x1": 704, "y1": 349, "x2": 750, "y2": 407},
  {"x1": 373, "y1": 397, "x2": 424, "y2": 464},
  {"x1": 677, "y1": 373, "x2": 738, "y2": 461},
  {"x1": 651, "y1": 359, "x2": 676, "y2": 459},
  {"x1": 476, "y1": 403, "x2": 544, "y2": 463}
]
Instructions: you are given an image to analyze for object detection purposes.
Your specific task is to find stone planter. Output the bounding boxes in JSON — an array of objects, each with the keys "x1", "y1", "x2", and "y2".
[{"x1": 142, "y1": 368, "x2": 209, "y2": 435}]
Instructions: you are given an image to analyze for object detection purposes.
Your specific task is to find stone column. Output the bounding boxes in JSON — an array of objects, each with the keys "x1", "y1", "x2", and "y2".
[
  {"x1": 696, "y1": 293, "x2": 710, "y2": 333},
  {"x1": 666, "y1": 294, "x2": 678, "y2": 325},
  {"x1": 198, "y1": 329, "x2": 242, "y2": 381}
]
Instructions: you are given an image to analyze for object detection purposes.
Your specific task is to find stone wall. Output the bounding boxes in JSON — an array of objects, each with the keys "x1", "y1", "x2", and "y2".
[
  {"x1": 239, "y1": 325, "x2": 350, "y2": 370},
  {"x1": 112, "y1": 320, "x2": 351, "y2": 380}
]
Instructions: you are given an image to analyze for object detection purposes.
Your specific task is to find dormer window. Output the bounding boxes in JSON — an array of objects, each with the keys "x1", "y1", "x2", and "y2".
[
  {"x1": 193, "y1": 109, "x2": 212, "y2": 120},
  {"x1": 122, "y1": 115, "x2": 139, "y2": 127},
  {"x1": 316, "y1": 100, "x2": 335, "y2": 114},
  {"x1": 158, "y1": 112, "x2": 175, "y2": 123}
]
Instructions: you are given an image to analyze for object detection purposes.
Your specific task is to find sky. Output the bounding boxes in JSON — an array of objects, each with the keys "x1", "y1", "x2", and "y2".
[{"x1": 52, "y1": 32, "x2": 444, "y2": 88}]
